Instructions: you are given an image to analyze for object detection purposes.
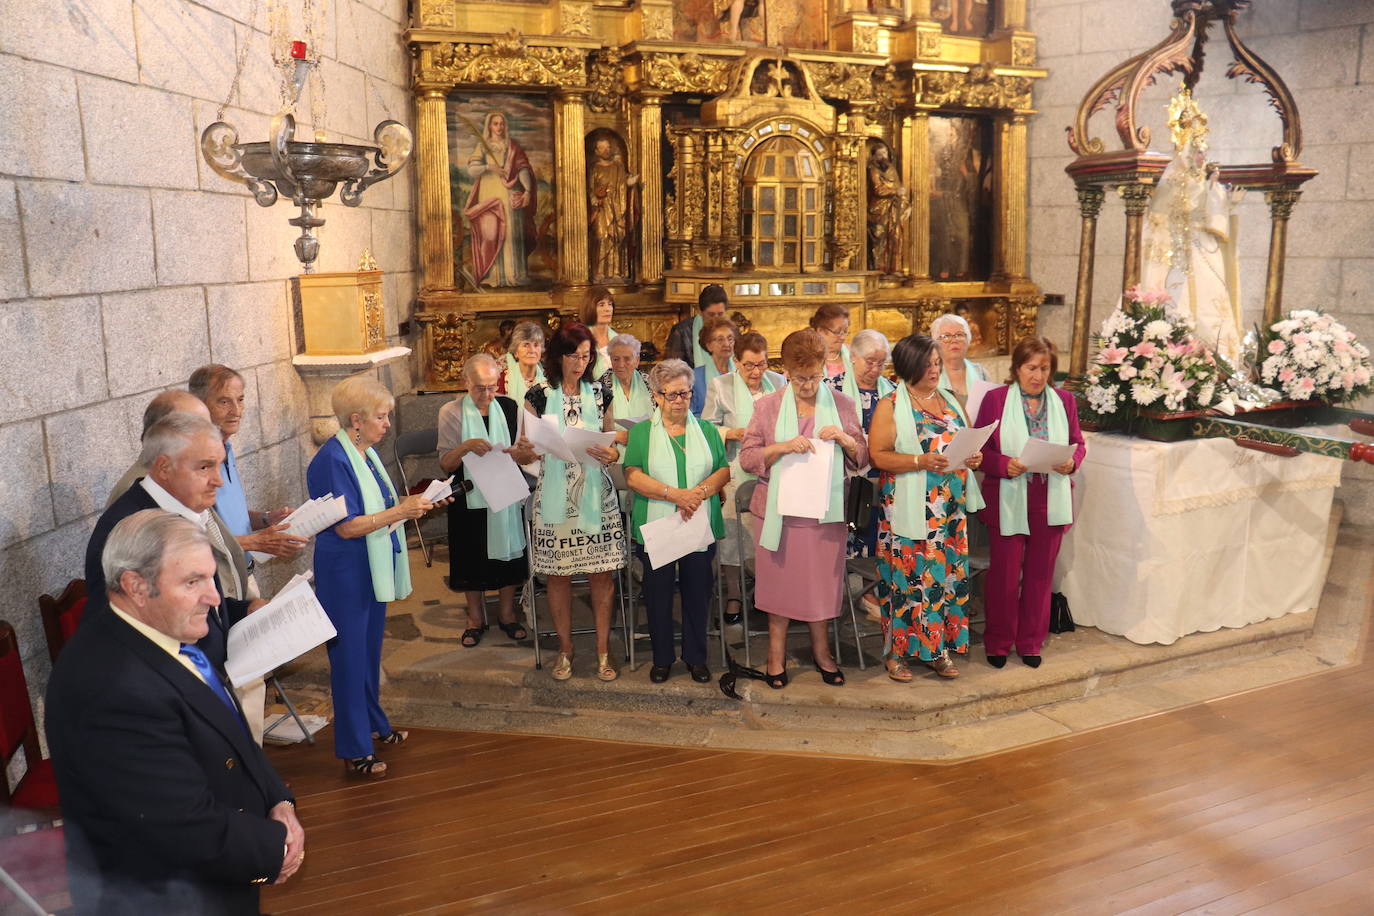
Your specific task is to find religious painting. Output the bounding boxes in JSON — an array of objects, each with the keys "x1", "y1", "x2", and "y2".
[
  {"x1": 672, "y1": 0, "x2": 827, "y2": 49},
  {"x1": 446, "y1": 91, "x2": 556, "y2": 290},
  {"x1": 928, "y1": 114, "x2": 994, "y2": 282},
  {"x1": 931, "y1": 0, "x2": 996, "y2": 37},
  {"x1": 585, "y1": 129, "x2": 638, "y2": 285}
]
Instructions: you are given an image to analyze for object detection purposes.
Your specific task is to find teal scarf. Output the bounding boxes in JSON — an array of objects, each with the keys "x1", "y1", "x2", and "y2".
[
  {"x1": 539, "y1": 381, "x2": 604, "y2": 535},
  {"x1": 504, "y1": 352, "x2": 545, "y2": 404},
  {"x1": 889, "y1": 385, "x2": 984, "y2": 541},
  {"x1": 876, "y1": 376, "x2": 897, "y2": 398},
  {"x1": 591, "y1": 326, "x2": 617, "y2": 378},
  {"x1": 704, "y1": 355, "x2": 735, "y2": 385},
  {"x1": 645, "y1": 410, "x2": 713, "y2": 548},
  {"x1": 938, "y1": 358, "x2": 987, "y2": 394},
  {"x1": 460, "y1": 395, "x2": 526, "y2": 561},
  {"x1": 998, "y1": 384, "x2": 1073, "y2": 536},
  {"x1": 729, "y1": 369, "x2": 777, "y2": 483},
  {"x1": 838, "y1": 344, "x2": 860, "y2": 403},
  {"x1": 691, "y1": 315, "x2": 708, "y2": 367},
  {"x1": 612, "y1": 370, "x2": 653, "y2": 423},
  {"x1": 332, "y1": 429, "x2": 412, "y2": 602},
  {"x1": 759, "y1": 384, "x2": 844, "y2": 552}
]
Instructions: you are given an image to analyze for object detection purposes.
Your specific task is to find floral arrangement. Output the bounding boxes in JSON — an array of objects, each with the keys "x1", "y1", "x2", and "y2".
[
  {"x1": 1255, "y1": 309, "x2": 1373, "y2": 403},
  {"x1": 1083, "y1": 286, "x2": 1237, "y2": 419}
]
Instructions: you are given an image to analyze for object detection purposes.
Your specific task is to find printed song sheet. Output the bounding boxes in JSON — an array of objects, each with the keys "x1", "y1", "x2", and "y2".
[
  {"x1": 615, "y1": 415, "x2": 649, "y2": 431},
  {"x1": 523, "y1": 413, "x2": 578, "y2": 464},
  {"x1": 1018, "y1": 438, "x2": 1078, "y2": 474},
  {"x1": 249, "y1": 494, "x2": 347, "y2": 564},
  {"x1": 774, "y1": 438, "x2": 834, "y2": 520},
  {"x1": 225, "y1": 573, "x2": 337, "y2": 687},
  {"x1": 461, "y1": 449, "x2": 530, "y2": 513},
  {"x1": 640, "y1": 504, "x2": 714, "y2": 570},
  {"x1": 964, "y1": 379, "x2": 1000, "y2": 425},
  {"x1": 562, "y1": 426, "x2": 617, "y2": 465},
  {"x1": 940, "y1": 421, "x2": 998, "y2": 468}
]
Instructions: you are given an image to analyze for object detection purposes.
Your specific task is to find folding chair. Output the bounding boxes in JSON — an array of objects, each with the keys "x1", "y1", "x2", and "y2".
[{"x1": 392, "y1": 427, "x2": 449, "y2": 567}]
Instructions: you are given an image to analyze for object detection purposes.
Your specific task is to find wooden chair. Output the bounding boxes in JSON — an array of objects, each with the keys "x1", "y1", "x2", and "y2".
[
  {"x1": 0, "y1": 622, "x2": 59, "y2": 829},
  {"x1": 38, "y1": 579, "x2": 86, "y2": 664}
]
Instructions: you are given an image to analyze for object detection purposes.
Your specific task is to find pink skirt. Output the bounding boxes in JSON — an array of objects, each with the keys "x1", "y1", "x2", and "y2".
[{"x1": 752, "y1": 515, "x2": 846, "y2": 622}]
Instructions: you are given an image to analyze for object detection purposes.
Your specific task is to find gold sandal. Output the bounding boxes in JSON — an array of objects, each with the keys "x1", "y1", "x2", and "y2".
[
  {"x1": 885, "y1": 659, "x2": 913, "y2": 683},
  {"x1": 552, "y1": 652, "x2": 574, "y2": 681},
  {"x1": 926, "y1": 651, "x2": 960, "y2": 679},
  {"x1": 596, "y1": 653, "x2": 618, "y2": 682}
]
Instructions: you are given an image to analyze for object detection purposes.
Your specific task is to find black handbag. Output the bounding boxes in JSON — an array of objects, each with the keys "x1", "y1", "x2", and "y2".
[
  {"x1": 845, "y1": 475, "x2": 875, "y2": 532},
  {"x1": 1049, "y1": 592, "x2": 1075, "y2": 633}
]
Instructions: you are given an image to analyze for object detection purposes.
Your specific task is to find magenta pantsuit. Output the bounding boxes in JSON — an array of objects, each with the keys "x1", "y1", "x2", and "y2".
[
  {"x1": 739, "y1": 389, "x2": 868, "y2": 622},
  {"x1": 974, "y1": 386, "x2": 1086, "y2": 657}
]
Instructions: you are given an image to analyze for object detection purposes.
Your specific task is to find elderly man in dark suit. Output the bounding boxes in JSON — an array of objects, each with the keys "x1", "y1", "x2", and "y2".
[
  {"x1": 47, "y1": 509, "x2": 304, "y2": 915},
  {"x1": 85, "y1": 411, "x2": 260, "y2": 670}
]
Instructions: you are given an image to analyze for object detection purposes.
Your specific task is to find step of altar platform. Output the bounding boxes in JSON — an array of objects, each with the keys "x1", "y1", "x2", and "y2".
[{"x1": 274, "y1": 517, "x2": 1368, "y2": 762}]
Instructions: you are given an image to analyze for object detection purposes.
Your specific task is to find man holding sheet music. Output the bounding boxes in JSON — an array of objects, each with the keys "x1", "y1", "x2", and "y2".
[{"x1": 437, "y1": 354, "x2": 536, "y2": 648}]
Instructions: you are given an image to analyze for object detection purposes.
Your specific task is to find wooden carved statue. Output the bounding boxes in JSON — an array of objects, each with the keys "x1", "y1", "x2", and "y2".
[
  {"x1": 587, "y1": 132, "x2": 638, "y2": 284},
  {"x1": 867, "y1": 141, "x2": 910, "y2": 276}
]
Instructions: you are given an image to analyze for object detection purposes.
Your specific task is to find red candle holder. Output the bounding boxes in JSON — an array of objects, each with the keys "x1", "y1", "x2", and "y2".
[{"x1": 290, "y1": 40, "x2": 308, "y2": 60}]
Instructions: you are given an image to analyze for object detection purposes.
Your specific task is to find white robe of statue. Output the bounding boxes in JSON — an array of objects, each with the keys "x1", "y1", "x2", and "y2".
[{"x1": 1141, "y1": 140, "x2": 1245, "y2": 367}]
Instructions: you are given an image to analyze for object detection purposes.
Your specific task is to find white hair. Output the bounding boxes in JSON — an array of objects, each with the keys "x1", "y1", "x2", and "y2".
[
  {"x1": 647, "y1": 358, "x2": 693, "y2": 394},
  {"x1": 103, "y1": 509, "x2": 210, "y2": 598},
  {"x1": 463, "y1": 352, "x2": 501, "y2": 383},
  {"x1": 930, "y1": 312, "x2": 972, "y2": 340},
  {"x1": 608, "y1": 333, "x2": 642, "y2": 359},
  {"x1": 849, "y1": 329, "x2": 891, "y2": 361},
  {"x1": 509, "y1": 321, "x2": 545, "y2": 351},
  {"x1": 138, "y1": 412, "x2": 219, "y2": 468}
]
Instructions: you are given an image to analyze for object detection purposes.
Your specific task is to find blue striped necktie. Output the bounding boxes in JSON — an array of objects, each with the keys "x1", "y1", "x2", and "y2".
[{"x1": 179, "y1": 644, "x2": 242, "y2": 722}]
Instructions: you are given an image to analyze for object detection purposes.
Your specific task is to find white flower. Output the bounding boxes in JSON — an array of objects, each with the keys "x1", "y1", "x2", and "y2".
[
  {"x1": 1143, "y1": 319, "x2": 1173, "y2": 341},
  {"x1": 1087, "y1": 384, "x2": 1119, "y2": 415},
  {"x1": 1131, "y1": 383, "x2": 1164, "y2": 406}
]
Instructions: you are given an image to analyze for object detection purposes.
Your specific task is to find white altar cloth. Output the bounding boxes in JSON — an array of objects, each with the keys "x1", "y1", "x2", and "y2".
[{"x1": 1054, "y1": 431, "x2": 1341, "y2": 645}]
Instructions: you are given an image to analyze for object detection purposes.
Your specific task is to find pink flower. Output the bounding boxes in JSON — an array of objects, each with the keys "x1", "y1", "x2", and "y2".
[
  {"x1": 1124, "y1": 284, "x2": 1145, "y2": 302},
  {"x1": 1293, "y1": 332, "x2": 1311, "y2": 346},
  {"x1": 1278, "y1": 368, "x2": 1296, "y2": 382},
  {"x1": 1298, "y1": 377, "x2": 1317, "y2": 395},
  {"x1": 1131, "y1": 341, "x2": 1159, "y2": 358},
  {"x1": 1334, "y1": 340, "x2": 1351, "y2": 354},
  {"x1": 1099, "y1": 346, "x2": 1130, "y2": 365},
  {"x1": 1119, "y1": 365, "x2": 1138, "y2": 380},
  {"x1": 1267, "y1": 340, "x2": 1286, "y2": 354},
  {"x1": 1343, "y1": 372, "x2": 1356, "y2": 389},
  {"x1": 1144, "y1": 289, "x2": 1172, "y2": 306},
  {"x1": 1357, "y1": 369, "x2": 1371, "y2": 386}
]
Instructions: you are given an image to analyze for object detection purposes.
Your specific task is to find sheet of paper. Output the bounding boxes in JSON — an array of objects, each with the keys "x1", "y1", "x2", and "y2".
[
  {"x1": 249, "y1": 494, "x2": 347, "y2": 564},
  {"x1": 615, "y1": 415, "x2": 648, "y2": 431},
  {"x1": 774, "y1": 438, "x2": 834, "y2": 520},
  {"x1": 225, "y1": 576, "x2": 337, "y2": 687},
  {"x1": 562, "y1": 425, "x2": 617, "y2": 465},
  {"x1": 639, "y1": 503, "x2": 714, "y2": 570},
  {"x1": 421, "y1": 475, "x2": 455, "y2": 502},
  {"x1": 964, "y1": 379, "x2": 1000, "y2": 426},
  {"x1": 461, "y1": 448, "x2": 530, "y2": 513},
  {"x1": 1018, "y1": 437, "x2": 1077, "y2": 474},
  {"x1": 940, "y1": 420, "x2": 999, "y2": 468},
  {"x1": 523, "y1": 412, "x2": 578, "y2": 464}
]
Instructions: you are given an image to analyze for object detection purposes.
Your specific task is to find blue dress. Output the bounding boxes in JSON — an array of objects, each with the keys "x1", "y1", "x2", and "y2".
[{"x1": 307, "y1": 436, "x2": 399, "y2": 760}]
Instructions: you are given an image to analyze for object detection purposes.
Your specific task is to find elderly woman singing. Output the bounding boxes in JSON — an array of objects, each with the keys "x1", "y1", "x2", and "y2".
[
  {"x1": 740, "y1": 329, "x2": 867, "y2": 688},
  {"x1": 623, "y1": 359, "x2": 731, "y2": 683},
  {"x1": 498, "y1": 320, "x2": 547, "y2": 404},
  {"x1": 931, "y1": 312, "x2": 988, "y2": 411}
]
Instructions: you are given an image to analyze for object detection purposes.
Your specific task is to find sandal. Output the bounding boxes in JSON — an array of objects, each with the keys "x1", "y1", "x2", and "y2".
[
  {"x1": 764, "y1": 669, "x2": 789, "y2": 689},
  {"x1": 813, "y1": 661, "x2": 845, "y2": 686},
  {"x1": 345, "y1": 755, "x2": 387, "y2": 779},
  {"x1": 460, "y1": 626, "x2": 486, "y2": 648},
  {"x1": 925, "y1": 651, "x2": 960, "y2": 679},
  {"x1": 497, "y1": 620, "x2": 528, "y2": 641},
  {"x1": 886, "y1": 659, "x2": 914, "y2": 683},
  {"x1": 552, "y1": 653, "x2": 573, "y2": 681},
  {"x1": 376, "y1": 729, "x2": 408, "y2": 746},
  {"x1": 597, "y1": 653, "x2": 618, "y2": 682}
]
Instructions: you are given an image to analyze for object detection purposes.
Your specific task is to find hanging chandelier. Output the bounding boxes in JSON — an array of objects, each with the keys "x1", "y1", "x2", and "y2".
[{"x1": 198, "y1": 0, "x2": 412, "y2": 273}]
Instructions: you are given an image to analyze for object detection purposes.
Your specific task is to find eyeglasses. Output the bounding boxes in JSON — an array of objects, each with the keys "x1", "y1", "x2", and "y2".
[
  {"x1": 859, "y1": 355, "x2": 887, "y2": 367},
  {"x1": 659, "y1": 389, "x2": 693, "y2": 402},
  {"x1": 708, "y1": 335, "x2": 734, "y2": 346},
  {"x1": 790, "y1": 375, "x2": 823, "y2": 386},
  {"x1": 937, "y1": 333, "x2": 969, "y2": 343},
  {"x1": 819, "y1": 325, "x2": 849, "y2": 337},
  {"x1": 739, "y1": 360, "x2": 769, "y2": 371},
  {"x1": 470, "y1": 384, "x2": 498, "y2": 394},
  {"x1": 564, "y1": 352, "x2": 593, "y2": 362}
]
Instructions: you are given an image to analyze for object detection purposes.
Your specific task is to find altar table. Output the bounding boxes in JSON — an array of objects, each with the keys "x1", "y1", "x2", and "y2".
[{"x1": 1054, "y1": 431, "x2": 1341, "y2": 645}]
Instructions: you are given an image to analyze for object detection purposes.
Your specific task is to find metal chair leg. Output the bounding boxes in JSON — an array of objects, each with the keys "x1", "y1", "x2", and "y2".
[
  {"x1": 715, "y1": 551, "x2": 727, "y2": 668},
  {"x1": 264, "y1": 674, "x2": 315, "y2": 745},
  {"x1": 846, "y1": 579, "x2": 866, "y2": 670},
  {"x1": 411, "y1": 516, "x2": 432, "y2": 568}
]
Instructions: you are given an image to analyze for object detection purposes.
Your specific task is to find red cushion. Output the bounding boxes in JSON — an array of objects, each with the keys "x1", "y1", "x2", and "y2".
[
  {"x1": 59, "y1": 596, "x2": 86, "y2": 640},
  {"x1": 0, "y1": 647, "x2": 32, "y2": 756},
  {"x1": 10, "y1": 757, "x2": 59, "y2": 810}
]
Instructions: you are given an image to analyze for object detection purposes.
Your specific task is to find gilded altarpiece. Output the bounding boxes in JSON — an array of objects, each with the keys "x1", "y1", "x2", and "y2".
[{"x1": 407, "y1": 0, "x2": 1046, "y2": 386}]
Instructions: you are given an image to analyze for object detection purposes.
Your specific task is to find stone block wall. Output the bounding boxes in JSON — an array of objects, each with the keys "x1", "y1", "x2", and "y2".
[{"x1": 0, "y1": 0, "x2": 418, "y2": 712}]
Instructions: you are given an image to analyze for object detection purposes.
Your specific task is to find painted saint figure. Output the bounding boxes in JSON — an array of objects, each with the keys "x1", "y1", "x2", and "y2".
[
  {"x1": 867, "y1": 143, "x2": 910, "y2": 276},
  {"x1": 588, "y1": 136, "x2": 639, "y2": 284},
  {"x1": 464, "y1": 112, "x2": 537, "y2": 287}
]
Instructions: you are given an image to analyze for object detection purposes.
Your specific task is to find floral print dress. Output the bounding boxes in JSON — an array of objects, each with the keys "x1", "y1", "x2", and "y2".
[{"x1": 875, "y1": 395, "x2": 973, "y2": 662}]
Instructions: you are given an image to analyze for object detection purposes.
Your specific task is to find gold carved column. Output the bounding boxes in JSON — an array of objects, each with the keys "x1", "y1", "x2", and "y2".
[
  {"x1": 903, "y1": 110, "x2": 932, "y2": 281},
  {"x1": 416, "y1": 87, "x2": 454, "y2": 292},
  {"x1": 634, "y1": 92, "x2": 666, "y2": 285},
  {"x1": 829, "y1": 131, "x2": 864, "y2": 271},
  {"x1": 1070, "y1": 184, "x2": 1105, "y2": 377},
  {"x1": 994, "y1": 113, "x2": 1029, "y2": 280},
  {"x1": 1262, "y1": 188, "x2": 1302, "y2": 326},
  {"x1": 1118, "y1": 182, "x2": 1153, "y2": 292},
  {"x1": 555, "y1": 87, "x2": 590, "y2": 288}
]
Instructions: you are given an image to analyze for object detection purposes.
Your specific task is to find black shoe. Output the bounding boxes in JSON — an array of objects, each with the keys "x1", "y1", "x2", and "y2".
[
  {"x1": 724, "y1": 612, "x2": 743, "y2": 625},
  {"x1": 686, "y1": 663, "x2": 712, "y2": 683},
  {"x1": 987, "y1": 654, "x2": 1008, "y2": 669},
  {"x1": 813, "y1": 661, "x2": 845, "y2": 686},
  {"x1": 1022, "y1": 655, "x2": 1042, "y2": 668},
  {"x1": 649, "y1": 664, "x2": 672, "y2": 683},
  {"x1": 764, "y1": 669, "x2": 788, "y2": 689}
]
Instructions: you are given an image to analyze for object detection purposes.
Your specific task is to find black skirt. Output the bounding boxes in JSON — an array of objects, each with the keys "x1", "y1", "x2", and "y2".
[{"x1": 446, "y1": 395, "x2": 529, "y2": 592}]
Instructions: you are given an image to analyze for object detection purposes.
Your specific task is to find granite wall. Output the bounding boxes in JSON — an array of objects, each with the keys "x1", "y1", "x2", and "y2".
[{"x1": 0, "y1": 0, "x2": 418, "y2": 718}]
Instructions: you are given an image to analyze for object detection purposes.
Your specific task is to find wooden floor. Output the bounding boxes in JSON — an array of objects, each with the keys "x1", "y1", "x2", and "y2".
[{"x1": 262, "y1": 651, "x2": 1374, "y2": 915}]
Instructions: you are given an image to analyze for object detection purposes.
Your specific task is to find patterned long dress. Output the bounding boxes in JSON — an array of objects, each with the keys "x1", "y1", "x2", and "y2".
[{"x1": 875, "y1": 395, "x2": 973, "y2": 662}]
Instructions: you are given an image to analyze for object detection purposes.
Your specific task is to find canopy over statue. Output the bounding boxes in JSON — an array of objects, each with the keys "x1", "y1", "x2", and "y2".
[{"x1": 1141, "y1": 89, "x2": 1245, "y2": 366}]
